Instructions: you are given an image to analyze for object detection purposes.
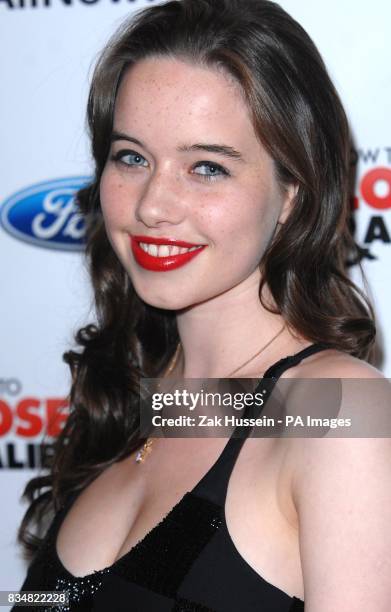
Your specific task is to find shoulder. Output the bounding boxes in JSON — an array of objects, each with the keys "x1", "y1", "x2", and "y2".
[
  {"x1": 288, "y1": 345, "x2": 384, "y2": 380},
  {"x1": 284, "y1": 346, "x2": 391, "y2": 450},
  {"x1": 278, "y1": 347, "x2": 389, "y2": 434}
]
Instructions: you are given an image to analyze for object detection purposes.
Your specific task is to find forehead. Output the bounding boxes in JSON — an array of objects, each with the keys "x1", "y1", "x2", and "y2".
[
  {"x1": 116, "y1": 56, "x2": 245, "y2": 116},
  {"x1": 113, "y1": 56, "x2": 266, "y2": 159}
]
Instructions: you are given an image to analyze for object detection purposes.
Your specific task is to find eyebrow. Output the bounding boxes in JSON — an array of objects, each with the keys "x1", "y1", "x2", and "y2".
[{"x1": 111, "y1": 131, "x2": 245, "y2": 163}]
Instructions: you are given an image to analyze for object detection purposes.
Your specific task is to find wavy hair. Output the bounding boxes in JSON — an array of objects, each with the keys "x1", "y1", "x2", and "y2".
[{"x1": 18, "y1": 0, "x2": 375, "y2": 556}]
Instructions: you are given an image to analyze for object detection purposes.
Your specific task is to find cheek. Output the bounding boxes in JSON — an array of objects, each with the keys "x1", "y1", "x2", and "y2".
[
  {"x1": 99, "y1": 171, "x2": 128, "y2": 227},
  {"x1": 206, "y1": 189, "x2": 280, "y2": 280},
  {"x1": 205, "y1": 187, "x2": 273, "y2": 248}
]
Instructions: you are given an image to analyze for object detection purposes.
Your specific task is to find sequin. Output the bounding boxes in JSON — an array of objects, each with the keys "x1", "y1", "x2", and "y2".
[
  {"x1": 17, "y1": 492, "x2": 222, "y2": 611},
  {"x1": 42, "y1": 569, "x2": 110, "y2": 611},
  {"x1": 172, "y1": 597, "x2": 217, "y2": 611},
  {"x1": 14, "y1": 343, "x2": 326, "y2": 611},
  {"x1": 113, "y1": 492, "x2": 223, "y2": 598}
]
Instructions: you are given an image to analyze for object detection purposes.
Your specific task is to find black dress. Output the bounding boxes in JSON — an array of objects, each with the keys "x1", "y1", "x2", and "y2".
[{"x1": 15, "y1": 343, "x2": 330, "y2": 611}]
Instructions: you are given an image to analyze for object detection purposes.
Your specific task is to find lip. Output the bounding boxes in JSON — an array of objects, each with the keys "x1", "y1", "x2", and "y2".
[
  {"x1": 130, "y1": 235, "x2": 206, "y2": 272},
  {"x1": 133, "y1": 235, "x2": 202, "y2": 248}
]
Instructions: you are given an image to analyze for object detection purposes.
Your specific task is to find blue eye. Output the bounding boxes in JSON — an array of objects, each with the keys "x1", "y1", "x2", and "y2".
[
  {"x1": 193, "y1": 162, "x2": 229, "y2": 181},
  {"x1": 111, "y1": 150, "x2": 149, "y2": 167}
]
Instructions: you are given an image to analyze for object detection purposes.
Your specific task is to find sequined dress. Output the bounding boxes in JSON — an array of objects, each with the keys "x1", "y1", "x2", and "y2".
[{"x1": 15, "y1": 343, "x2": 330, "y2": 611}]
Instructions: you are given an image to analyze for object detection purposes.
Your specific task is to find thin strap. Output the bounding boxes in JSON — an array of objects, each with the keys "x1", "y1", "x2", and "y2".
[
  {"x1": 192, "y1": 342, "x2": 331, "y2": 504},
  {"x1": 260, "y1": 341, "x2": 331, "y2": 384}
]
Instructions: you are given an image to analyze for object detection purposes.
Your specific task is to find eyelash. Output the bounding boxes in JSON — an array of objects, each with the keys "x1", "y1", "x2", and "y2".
[
  {"x1": 111, "y1": 150, "x2": 148, "y2": 168},
  {"x1": 110, "y1": 149, "x2": 230, "y2": 182}
]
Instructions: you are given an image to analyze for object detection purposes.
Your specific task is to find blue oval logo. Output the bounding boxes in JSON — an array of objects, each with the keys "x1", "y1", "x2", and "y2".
[{"x1": 0, "y1": 177, "x2": 92, "y2": 251}]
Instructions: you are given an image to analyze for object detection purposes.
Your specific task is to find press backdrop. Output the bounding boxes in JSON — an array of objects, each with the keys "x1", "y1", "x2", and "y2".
[{"x1": 1, "y1": 0, "x2": 390, "y2": 597}]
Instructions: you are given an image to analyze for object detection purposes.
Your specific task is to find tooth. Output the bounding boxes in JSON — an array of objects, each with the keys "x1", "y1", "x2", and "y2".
[
  {"x1": 158, "y1": 245, "x2": 170, "y2": 257},
  {"x1": 139, "y1": 242, "x2": 201, "y2": 257}
]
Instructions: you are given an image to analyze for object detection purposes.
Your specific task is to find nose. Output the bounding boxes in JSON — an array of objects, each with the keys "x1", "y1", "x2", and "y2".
[{"x1": 135, "y1": 167, "x2": 186, "y2": 228}]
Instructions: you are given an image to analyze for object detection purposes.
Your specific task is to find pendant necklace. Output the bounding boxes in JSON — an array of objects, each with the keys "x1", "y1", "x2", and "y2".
[{"x1": 135, "y1": 323, "x2": 286, "y2": 463}]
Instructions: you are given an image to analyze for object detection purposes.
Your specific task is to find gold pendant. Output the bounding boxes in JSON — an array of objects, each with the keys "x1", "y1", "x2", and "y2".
[{"x1": 135, "y1": 438, "x2": 154, "y2": 463}]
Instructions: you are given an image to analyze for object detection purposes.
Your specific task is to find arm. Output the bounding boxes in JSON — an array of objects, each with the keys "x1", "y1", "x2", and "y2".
[{"x1": 291, "y1": 374, "x2": 391, "y2": 611}]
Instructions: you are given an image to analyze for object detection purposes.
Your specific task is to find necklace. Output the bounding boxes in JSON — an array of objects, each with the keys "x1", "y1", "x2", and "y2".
[
  {"x1": 135, "y1": 323, "x2": 286, "y2": 463},
  {"x1": 135, "y1": 344, "x2": 181, "y2": 464}
]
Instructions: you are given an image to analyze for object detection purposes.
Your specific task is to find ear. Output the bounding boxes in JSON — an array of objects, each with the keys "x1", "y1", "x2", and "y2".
[{"x1": 277, "y1": 182, "x2": 299, "y2": 225}]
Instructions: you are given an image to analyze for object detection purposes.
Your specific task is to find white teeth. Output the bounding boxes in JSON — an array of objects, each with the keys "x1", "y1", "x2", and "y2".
[
  {"x1": 158, "y1": 245, "x2": 170, "y2": 257},
  {"x1": 138, "y1": 242, "x2": 202, "y2": 257}
]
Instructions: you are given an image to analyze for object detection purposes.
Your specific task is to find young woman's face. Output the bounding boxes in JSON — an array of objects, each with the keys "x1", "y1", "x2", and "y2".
[{"x1": 100, "y1": 57, "x2": 295, "y2": 310}]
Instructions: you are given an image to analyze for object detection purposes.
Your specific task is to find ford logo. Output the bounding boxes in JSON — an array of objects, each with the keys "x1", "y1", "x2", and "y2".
[{"x1": 0, "y1": 177, "x2": 92, "y2": 251}]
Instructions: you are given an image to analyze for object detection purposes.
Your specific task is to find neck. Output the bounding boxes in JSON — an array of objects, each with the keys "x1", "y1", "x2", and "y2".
[{"x1": 174, "y1": 273, "x2": 302, "y2": 378}]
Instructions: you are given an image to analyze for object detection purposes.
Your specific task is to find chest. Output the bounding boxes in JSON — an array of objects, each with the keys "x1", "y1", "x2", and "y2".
[{"x1": 55, "y1": 437, "x2": 303, "y2": 600}]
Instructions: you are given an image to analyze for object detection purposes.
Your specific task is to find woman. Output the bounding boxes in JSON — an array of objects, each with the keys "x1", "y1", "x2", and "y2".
[{"x1": 15, "y1": 0, "x2": 391, "y2": 610}]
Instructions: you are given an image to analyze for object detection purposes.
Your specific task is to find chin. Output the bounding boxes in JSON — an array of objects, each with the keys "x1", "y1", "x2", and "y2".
[
  {"x1": 133, "y1": 279, "x2": 218, "y2": 312},
  {"x1": 132, "y1": 284, "x2": 190, "y2": 311}
]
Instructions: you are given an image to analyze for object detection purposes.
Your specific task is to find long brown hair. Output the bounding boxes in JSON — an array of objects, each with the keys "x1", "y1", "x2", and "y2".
[{"x1": 18, "y1": 0, "x2": 375, "y2": 557}]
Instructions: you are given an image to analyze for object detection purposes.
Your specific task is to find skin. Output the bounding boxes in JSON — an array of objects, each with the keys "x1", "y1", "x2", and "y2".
[
  {"x1": 100, "y1": 56, "x2": 299, "y2": 378},
  {"x1": 56, "y1": 57, "x2": 391, "y2": 610}
]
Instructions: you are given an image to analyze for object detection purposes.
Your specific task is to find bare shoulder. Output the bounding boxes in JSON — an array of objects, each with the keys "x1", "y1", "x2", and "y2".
[
  {"x1": 278, "y1": 346, "x2": 389, "y2": 441},
  {"x1": 290, "y1": 345, "x2": 385, "y2": 380},
  {"x1": 283, "y1": 346, "x2": 391, "y2": 444}
]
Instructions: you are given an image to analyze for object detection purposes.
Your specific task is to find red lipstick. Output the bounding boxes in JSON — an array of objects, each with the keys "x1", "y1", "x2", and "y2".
[{"x1": 131, "y1": 235, "x2": 206, "y2": 272}]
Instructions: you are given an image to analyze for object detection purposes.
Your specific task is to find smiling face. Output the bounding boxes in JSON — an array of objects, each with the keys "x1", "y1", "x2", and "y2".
[{"x1": 100, "y1": 56, "x2": 295, "y2": 310}]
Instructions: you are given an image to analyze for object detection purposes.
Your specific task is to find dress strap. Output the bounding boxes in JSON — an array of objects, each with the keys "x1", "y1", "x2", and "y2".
[
  {"x1": 191, "y1": 342, "x2": 331, "y2": 505},
  {"x1": 260, "y1": 341, "x2": 331, "y2": 384}
]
